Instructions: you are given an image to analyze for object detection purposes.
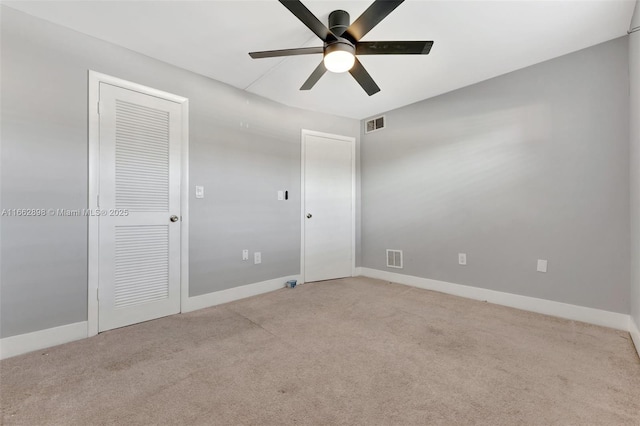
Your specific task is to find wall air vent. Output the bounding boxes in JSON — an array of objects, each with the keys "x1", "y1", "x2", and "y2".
[
  {"x1": 365, "y1": 116, "x2": 385, "y2": 133},
  {"x1": 386, "y1": 249, "x2": 403, "y2": 269}
]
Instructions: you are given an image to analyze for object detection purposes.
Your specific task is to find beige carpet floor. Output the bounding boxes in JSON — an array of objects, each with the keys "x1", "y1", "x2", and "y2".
[{"x1": 1, "y1": 276, "x2": 639, "y2": 425}]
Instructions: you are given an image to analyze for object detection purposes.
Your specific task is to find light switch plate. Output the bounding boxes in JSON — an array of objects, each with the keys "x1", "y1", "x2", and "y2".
[
  {"x1": 458, "y1": 253, "x2": 467, "y2": 265},
  {"x1": 195, "y1": 186, "x2": 204, "y2": 199},
  {"x1": 242, "y1": 249, "x2": 249, "y2": 261},
  {"x1": 254, "y1": 252, "x2": 261, "y2": 264},
  {"x1": 277, "y1": 190, "x2": 284, "y2": 201},
  {"x1": 537, "y1": 259, "x2": 548, "y2": 273}
]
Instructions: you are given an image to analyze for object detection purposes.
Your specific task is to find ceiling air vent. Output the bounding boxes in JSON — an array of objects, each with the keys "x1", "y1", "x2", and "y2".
[
  {"x1": 386, "y1": 249, "x2": 403, "y2": 269},
  {"x1": 365, "y1": 116, "x2": 385, "y2": 134}
]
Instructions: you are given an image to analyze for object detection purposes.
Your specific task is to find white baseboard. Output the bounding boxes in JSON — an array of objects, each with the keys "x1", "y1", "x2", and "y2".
[
  {"x1": 359, "y1": 268, "x2": 630, "y2": 331},
  {"x1": 1, "y1": 275, "x2": 299, "y2": 360},
  {"x1": 354, "y1": 267, "x2": 363, "y2": 276},
  {"x1": 183, "y1": 275, "x2": 301, "y2": 313},
  {"x1": 2, "y1": 273, "x2": 632, "y2": 360},
  {"x1": 0, "y1": 321, "x2": 88, "y2": 360},
  {"x1": 630, "y1": 316, "x2": 640, "y2": 358}
]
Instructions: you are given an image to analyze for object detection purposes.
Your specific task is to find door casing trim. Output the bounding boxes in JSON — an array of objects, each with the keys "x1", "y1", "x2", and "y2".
[
  {"x1": 300, "y1": 129, "x2": 356, "y2": 284},
  {"x1": 87, "y1": 70, "x2": 189, "y2": 337}
]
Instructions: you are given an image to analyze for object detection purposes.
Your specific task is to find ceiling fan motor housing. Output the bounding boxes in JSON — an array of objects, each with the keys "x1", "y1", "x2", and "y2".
[
  {"x1": 325, "y1": 10, "x2": 355, "y2": 56},
  {"x1": 324, "y1": 38, "x2": 355, "y2": 57}
]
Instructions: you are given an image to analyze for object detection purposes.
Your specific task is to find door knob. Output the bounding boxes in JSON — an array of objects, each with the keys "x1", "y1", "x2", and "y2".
[
  {"x1": 170, "y1": 215, "x2": 179, "y2": 222},
  {"x1": 306, "y1": 213, "x2": 312, "y2": 219}
]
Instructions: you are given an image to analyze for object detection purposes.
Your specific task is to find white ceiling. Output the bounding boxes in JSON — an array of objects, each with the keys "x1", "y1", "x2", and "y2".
[{"x1": 6, "y1": 0, "x2": 636, "y2": 119}]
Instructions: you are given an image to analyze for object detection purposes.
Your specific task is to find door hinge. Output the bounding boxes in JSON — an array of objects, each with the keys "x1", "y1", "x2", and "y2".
[
  {"x1": 97, "y1": 194, "x2": 100, "y2": 208},
  {"x1": 96, "y1": 287, "x2": 99, "y2": 301},
  {"x1": 97, "y1": 101, "x2": 102, "y2": 115}
]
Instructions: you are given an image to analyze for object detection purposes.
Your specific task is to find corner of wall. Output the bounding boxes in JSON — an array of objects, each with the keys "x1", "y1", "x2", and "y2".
[
  {"x1": 629, "y1": 0, "x2": 640, "y2": 359},
  {"x1": 630, "y1": 315, "x2": 640, "y2": 359}
]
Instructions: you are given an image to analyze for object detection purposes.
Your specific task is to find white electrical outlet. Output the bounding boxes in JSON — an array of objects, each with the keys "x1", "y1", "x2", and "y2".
[
  {"x1": 242, "y1": 249, "x2": 249, "y2": 261},
  {"x1": 277, "y1": 190, "x2": 284, "y2": 201},
  {"x1": 254, "y1": 252, "x2": 261, "y2": 264},
  {"x1": 458, "y1": 253, "x2": 467, "y2": 265},
  {"x1": 537, "y1": 259, "x2": 548, "y2": 273}
]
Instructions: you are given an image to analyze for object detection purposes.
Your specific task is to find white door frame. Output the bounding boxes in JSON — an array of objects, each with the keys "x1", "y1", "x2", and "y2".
[
  {"x1": 300, "y1": 129, "x2": 356, "y2": 284},
  {"x1": 87, "y1": 70, "x2": 189, "y2": 337}
]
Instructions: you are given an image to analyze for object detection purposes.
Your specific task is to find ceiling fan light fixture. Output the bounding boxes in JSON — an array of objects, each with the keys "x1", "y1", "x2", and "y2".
[
  {"x1": 249, "y1": 1, "x2": 433, "y2": 95},
  {"x1": 323, "y1": 42, "x2": 355, "y2": 73}
]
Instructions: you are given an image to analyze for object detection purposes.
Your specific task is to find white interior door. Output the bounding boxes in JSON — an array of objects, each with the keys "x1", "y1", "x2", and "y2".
[
  {"x1": 98, "y1": 83, "x2": 182, "y2": 332},
  {"x1": 303, "y1": 131, "x2": 354, "y2": 283}
]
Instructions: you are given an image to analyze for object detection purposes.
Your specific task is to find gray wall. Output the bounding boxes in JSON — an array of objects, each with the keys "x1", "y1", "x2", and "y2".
[
  {"x1": 0, "y1": 7, "x2": 359, "y2": 338},
  {"x1": 361, "y1": 37, "x2": 630, "y2": 314},
  {"x1": 630, "y1": 1, "x2": 640, "y2": 329}
]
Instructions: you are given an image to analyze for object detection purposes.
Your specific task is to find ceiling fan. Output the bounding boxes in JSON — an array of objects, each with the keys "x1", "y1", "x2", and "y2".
[{"x1": 249, "y1": 0, "x2": 433, "y2": 96}]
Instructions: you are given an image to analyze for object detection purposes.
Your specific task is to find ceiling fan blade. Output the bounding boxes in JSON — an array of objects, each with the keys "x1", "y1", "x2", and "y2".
[
  {"x1": 279, "y1": 0, "x2": 335, "y2": 41},
  {"x1": 349, "y1": 58, "x2": 380, "y2": 96},
  {"x1": 346, "y1": 0, "x2": 405, "y2": 41},
  {"x1": 300, "y1": 61, "x2": 327, "y2": 90},
  {"x1": 356, "y1": 41, "x2": 433, "y2": 55},
  {"x1": 249, "y1": 47, "x2": 323, "y2": 59}
]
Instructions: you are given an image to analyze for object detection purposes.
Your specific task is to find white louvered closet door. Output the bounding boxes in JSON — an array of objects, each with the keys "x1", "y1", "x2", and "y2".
[{"x1": 98, "y1": 83, "x2": 182, "y2": 332}]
